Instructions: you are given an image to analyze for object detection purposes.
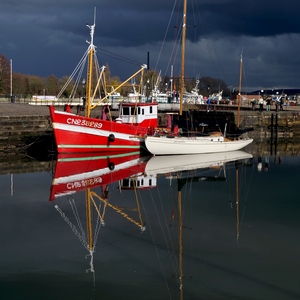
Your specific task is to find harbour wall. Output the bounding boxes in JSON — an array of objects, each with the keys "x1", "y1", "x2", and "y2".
[{"x1": 1, "y1": 103, "x2": 300, "y2": 152}]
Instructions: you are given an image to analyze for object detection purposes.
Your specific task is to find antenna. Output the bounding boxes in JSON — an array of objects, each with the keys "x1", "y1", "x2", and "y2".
[
  {"x1": 86, "y1": 7, "x2": 97, "y2": 46},
  {"x1": 240, "y1": 46, "x2": 244, "y2": 59},
  {"x1": 93, "y1": 7, "x2": 96, "y2": 26}
]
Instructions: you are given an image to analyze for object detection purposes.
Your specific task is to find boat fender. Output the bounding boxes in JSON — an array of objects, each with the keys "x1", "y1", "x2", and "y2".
[
  {"x1": 108, "y1": 162, "x2": 115, "y2": 171},
  {"x1": 108, "y1": 134, "x2": 115, "y2": 142}
]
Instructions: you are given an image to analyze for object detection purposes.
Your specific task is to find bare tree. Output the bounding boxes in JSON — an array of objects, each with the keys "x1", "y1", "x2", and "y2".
[{"x1": 0, "y1": 54, "x2": 10, "y2": 94}]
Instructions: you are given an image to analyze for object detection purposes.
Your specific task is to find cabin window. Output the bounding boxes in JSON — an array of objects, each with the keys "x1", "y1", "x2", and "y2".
[
  {"x1": 150, "y1": 107, "x2": 152, "y2": 114},
  {"x1": 138, "y1": 107, "x2": 140, "y2": 114},
  {"x1": 123, "y1": 107, "x2": 130, "y2": 115},
  {"x1": 142, "y1": 108, "x2": 144, "y2": 115},
  {"x1": 149, "y1": 179, "x2": 152, "y2": 186}
]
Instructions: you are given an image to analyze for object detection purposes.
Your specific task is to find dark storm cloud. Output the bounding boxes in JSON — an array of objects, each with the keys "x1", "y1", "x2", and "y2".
[
  {"x1": 198, "y1": 0, "x2": 300, "y2": 37},
  {"x1": 1, "y1": 0, "x2": 300, "y2": 90}
]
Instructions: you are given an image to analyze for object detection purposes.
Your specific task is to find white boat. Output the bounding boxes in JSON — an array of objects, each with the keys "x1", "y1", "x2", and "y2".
[
  {"x1": 183, "y1": 80, "x2": 205, "y2": 104},
  {"x1": 145, "y1": 150, "x2": 252, "y2": 175},
  {"x1": 145, "y1": 134, "x2": 253, "y2": 155},
  {"x1": 145, "y1": 0, "x2": 253, "y2": 155},
  {"x1": 207, "y1": 90, "x2": 223, "y2": 104},
  {"x1": 150, "y1": 71, "x2": 169, "y2": 104}
]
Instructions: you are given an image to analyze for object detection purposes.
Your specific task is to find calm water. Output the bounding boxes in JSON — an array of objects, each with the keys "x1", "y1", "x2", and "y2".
[{"x1": 1, "y1": 146, "x2": 300, "y2": 300}]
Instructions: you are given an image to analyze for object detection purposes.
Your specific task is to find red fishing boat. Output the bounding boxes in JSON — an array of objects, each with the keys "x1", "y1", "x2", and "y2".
[
  {"x1": 49, "y1": 11, "x2": 158, "y2": 154},
  {"x1": 49, "y1": 101, "x2": 158, "y2": 153}
]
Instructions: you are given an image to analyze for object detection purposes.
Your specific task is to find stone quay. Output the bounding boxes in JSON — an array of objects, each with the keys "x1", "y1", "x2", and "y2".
[{"x1": 1, "y1": 102, "x2": 300, "y2": 153}]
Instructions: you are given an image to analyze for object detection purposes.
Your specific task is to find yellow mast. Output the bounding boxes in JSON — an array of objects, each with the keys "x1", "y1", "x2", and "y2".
[
  {"x1": 179, "y1": 0, "x2": 187, "y2": 116},
  {"x1": 86, "y1": 188, "x2": 93, "y2": 252}
]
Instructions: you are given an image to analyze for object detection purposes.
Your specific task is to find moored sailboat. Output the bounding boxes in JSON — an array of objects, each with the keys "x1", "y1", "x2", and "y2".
[{"x1": 144, "y1": 0, "x2": 253, "y2": 155}]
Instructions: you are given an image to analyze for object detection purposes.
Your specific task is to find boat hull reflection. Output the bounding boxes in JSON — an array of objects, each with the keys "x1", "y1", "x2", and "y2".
[
  {"x1": 50, "y1": 151, "x2": 151, "y2": 201},
  {"x1": 145, "y1": 150, "x2": 253, "y2": 176}
]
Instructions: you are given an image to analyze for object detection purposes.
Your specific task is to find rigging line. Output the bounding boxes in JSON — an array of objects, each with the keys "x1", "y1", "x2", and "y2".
[
  {"x1": 13, "y1": 123, "x2": 53, "y2": 152},
  {"x1": 70, "y1": 198, "x2": 87, "y2": 242},
  {"x1": 54, "y1": 204, "x2": 89, "y2": 250},
  {"x1": 90, "y1": 194, "x2": 103, "y2": 244},
  {"x1": 163, "y1": 20, "x2": 182, "y2": 80},
  {"x1": 131, "y1": 180, "x2": 144, "y2": 229},
  {"x1": 194, "y1": 1, "x2": 225, "y2": 81},
  {"x1": 139, "y1": 189, "x2": 172, "y2": 300},
  {"x1": 93, "y1": 208, "x2": 103, "y2": 243},
  {"x1": 97, "y1": 47, "x2": 143, "y2": 67},
  {"x1": 190, "y1": 0, "x2": 198, "y2": 77},
  {"x1": 69, "y1": 63, "x2": 86, "y2": 99},
  {"x1": 157, "y1": 180, "x2": 181, "y2": 275},
  {"x1": 153, "y1": 0, "x2": 179, "y2": 72},
  {"x1": 239, "y1": 161, "x2": 255, "y2": 226},
  {"x1": 57, "y1": 49, "x2": 89, "y2": 99},
  {"x1": 160, "y1": 1, "x2": 184, "y2": 81},
  {"x1": 22, "y1": 153, "x2": 55, "y2": 177}
]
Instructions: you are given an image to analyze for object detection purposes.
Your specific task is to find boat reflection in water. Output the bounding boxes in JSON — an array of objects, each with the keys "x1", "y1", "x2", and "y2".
[
  {"x1": 49, "y1": 150, "x2": 252, "y2": 297},
  {"x1": 50, "y1": 151, "x2": 153, "y2": 283},
  {"x1": 50, "y1": 151, "x2": 152, "y2": 201}
]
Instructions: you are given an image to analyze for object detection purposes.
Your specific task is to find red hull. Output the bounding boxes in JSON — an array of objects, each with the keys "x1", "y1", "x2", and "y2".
[
  {"x1": 50, "y1": 151, "x2": 151, "y2": 201},
  {"x1": 49, "y1": 105, "x2": 157, "y2": 153}
]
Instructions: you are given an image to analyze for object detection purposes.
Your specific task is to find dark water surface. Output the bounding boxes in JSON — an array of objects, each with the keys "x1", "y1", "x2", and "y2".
[{"x1": 1, "y1": 146, "x2": 300, "y2": 300}]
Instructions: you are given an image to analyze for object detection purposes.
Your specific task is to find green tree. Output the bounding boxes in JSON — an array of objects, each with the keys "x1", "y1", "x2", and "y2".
[{"x1": 199, "y1": 77, "x2": 229, "y2": 96}]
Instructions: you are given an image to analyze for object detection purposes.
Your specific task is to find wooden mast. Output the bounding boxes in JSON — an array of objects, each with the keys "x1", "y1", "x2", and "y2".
[
  {"x1": 179, "y1": 0, "x2": 187, "y2": 116},
  {"x1": 178, "y1": 2, "x2": 187, "y2": 296},
  {"x1": 237, "y1": 48, "x2": 243, "y2": 128},
  {"x1": 235, "y1": 163, "x2": 240, "y2": 243},
  {"x1": 178, "y1": 2, "x2": 187, "y2": 294},
  {"x1": 178, "y1": 186, "x2": 183, "y2": 300}
]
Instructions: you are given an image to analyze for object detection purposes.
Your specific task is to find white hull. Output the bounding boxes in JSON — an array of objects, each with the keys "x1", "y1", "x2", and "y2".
[
  {"x1": 145, "y1": 135, "x2": 253, "y2": 155},
  {"x1": 157, "y1": 103, "x2": 180, "y2": 111},
  {"x1": 145, "y1": 150, "x2": 252, "y2": 175}
]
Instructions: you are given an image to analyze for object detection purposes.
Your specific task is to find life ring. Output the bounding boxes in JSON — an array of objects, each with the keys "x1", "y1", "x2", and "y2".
[{"x1": 108, "y1": 134, "x2": 115, "y2": 142}]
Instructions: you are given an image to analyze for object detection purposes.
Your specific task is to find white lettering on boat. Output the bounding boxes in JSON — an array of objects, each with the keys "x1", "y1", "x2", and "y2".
[
  {"x1": 67, "y1": 177, "x2": 103, "y2": 189},
  {"x1": 67, "y1": 118, "x2": 103, "y2": 129}
]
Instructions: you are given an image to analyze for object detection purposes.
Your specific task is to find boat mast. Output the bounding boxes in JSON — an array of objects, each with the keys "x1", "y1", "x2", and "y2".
[
  {"x1": 85, "y1": 8, "x2": 96, "y2": 117},
  {"x1": 178, "y1": 185, "x2": 183, "y2": 300},
  {"x1": 179, "y1": 0, "x2": 187, "y2": 116},
  {"x1": 235, "y1": 162, "x2": 240, "y2": 243},
  {"x1": 237, "y1": 47, "x2": 243, "y2": 128}
]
